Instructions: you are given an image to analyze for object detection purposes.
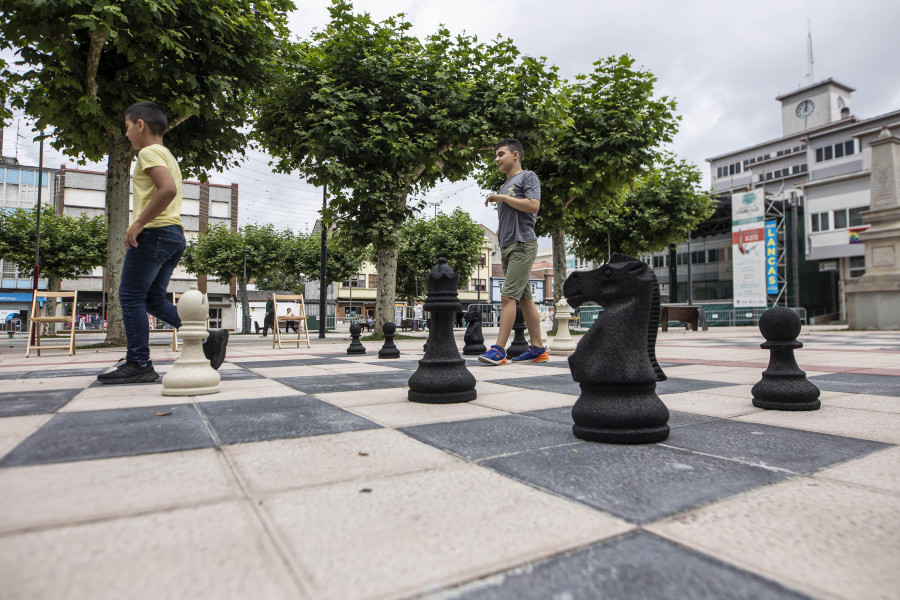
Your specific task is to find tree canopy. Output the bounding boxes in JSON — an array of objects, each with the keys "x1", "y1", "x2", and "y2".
[
  {"x1": 288, "y1": 229, "x2": 364, "y2": 286},
  {"x1": 570, "y1": 157, "x2": 716, "y2": 260},
  {"x1": 395, "y1": 209, "x2": 484, "y2": 302},
  {"x1": 255, "y1": 0, "x2": 559, "y2": 326},
  {"x1": 181, "y1": 223, "x2": 291, "y2": 287},
  {"x1": 0, "y1": 205, "x2": 106, "y2": 282}
]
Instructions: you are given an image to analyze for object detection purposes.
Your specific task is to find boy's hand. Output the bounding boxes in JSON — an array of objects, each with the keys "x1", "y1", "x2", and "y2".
[
  {"x1": 485, "y1": 194, "x2": 504, "y2": 207},
  {"x1": 124, "y1": 222, "x2": 144, "y2": 248}
]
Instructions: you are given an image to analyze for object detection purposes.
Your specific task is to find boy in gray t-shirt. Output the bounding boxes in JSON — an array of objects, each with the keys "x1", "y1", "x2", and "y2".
[{"x1": 479, "y1": 138, "x2": 548, "y2": 365}]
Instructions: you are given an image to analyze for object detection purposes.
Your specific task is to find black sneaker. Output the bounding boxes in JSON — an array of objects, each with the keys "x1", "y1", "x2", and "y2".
[
  {"x1": 203, "y1": 329, "x2": 229, "y2": 370},
  {"x1": 97, "y1": 360, "x2": 159, "y2": 385}
]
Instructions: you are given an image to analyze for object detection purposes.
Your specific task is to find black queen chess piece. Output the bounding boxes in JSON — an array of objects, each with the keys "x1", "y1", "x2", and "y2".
[
  {"x1": 378, "y1": 321, "x2": 401, "y2": 359},
  {"x1": 462, "y1": 307, "x2": 486, "y2": 356},
  {"x1": 506, "y1": 303, "x2": 529, "y2": 358},
  {"x1": 752, "y1": 307, "x2": 821, "y2": 410},
  {"x1": 408, "y1": 258, "x2": 477, "y2": 403},
  {"x1": 563, "y1": 254, "x2": 669, "y2": 444},
  {"x1": 347, "y1": 321, "x2": 366, "y2": 355}
]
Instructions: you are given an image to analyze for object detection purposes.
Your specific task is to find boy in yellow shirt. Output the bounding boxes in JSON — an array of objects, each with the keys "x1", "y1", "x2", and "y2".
[{"x1": 98, "y1": 102, "x2": 226, "y2": 384}]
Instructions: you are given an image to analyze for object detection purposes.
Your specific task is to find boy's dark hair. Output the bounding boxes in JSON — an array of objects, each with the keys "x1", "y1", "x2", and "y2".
[
  {"x1": 495, "y1": 138, "x2": 524, "y2": 161},
  {"x1": 124, "y1": 101, "x2": 168, "y2": 136}
]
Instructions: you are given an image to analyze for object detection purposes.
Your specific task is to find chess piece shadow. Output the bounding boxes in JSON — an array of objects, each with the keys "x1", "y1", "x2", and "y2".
[
  {"x1": 563, "y1": 254, "x2": 668, "y2": 443},
  {"x1": 752, "y1": 307, "x2": 821, "y2": 410}
]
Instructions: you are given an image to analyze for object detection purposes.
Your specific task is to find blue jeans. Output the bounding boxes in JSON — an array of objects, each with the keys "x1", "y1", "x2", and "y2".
[{"x1": 119, "y1": 225, "x2": 185, "y2": 365}]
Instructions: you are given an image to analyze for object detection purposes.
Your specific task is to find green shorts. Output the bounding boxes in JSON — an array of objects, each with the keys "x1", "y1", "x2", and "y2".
[{"x1": 500, "y1": 240, "x2": 538, "y2": 300}]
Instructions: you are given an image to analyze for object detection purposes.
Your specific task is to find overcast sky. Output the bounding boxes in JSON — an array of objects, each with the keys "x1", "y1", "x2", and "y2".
[{"x1": 4, "y1": 0, "x2": 899, "y2": 241}]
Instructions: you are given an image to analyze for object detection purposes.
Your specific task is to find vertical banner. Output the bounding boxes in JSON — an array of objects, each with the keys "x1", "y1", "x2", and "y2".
[
  {"x1": 732, "y1": 190, "x2": 767, "y2": 307},
  {"x1": 765, "y1": 220, "x2": 778, "y2": 295}
]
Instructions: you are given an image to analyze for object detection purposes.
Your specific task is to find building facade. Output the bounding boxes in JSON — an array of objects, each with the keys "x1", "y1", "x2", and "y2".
[{"x1": 648, "y1": 79, "x2": 899, "y2": 321}]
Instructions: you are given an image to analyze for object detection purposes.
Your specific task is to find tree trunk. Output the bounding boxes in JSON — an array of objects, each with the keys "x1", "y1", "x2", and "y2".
[
  {"x1": 374, "y1": 243, "x2": 398, "y2": 330},
  {"x1": 551, "y1": 224, "x2": 567, "y2": 332},
  {"x1": 103, "y1": 138, "x2": 136, "y2": 345}
]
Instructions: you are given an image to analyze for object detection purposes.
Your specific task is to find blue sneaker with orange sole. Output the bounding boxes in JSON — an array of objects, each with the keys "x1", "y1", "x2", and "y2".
[
  {"x1": 511, "y1": 345, "x2": 549, "y2": 363},
  {"x1": 478, "y1": 344, "x2": 507, "y2": 365}
]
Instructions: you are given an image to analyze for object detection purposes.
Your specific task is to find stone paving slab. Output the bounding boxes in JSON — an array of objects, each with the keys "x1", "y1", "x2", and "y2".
[{"x1": 0, "y1": 329, "x2": 896, "y2": 599}]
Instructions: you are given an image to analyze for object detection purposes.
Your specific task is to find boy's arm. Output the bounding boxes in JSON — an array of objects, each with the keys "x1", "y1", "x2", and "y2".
[
  {"x1": 485, "y1": 194, "x2": 540, "y2": 214},
  {"x1": 124, "y1": 166, "x2": 178, "y2": 248}
]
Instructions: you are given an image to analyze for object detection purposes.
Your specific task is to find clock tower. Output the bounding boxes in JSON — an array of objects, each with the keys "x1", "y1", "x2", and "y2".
[{"x1": 776, "y1": 78, "x2": 854, "y2": 136}]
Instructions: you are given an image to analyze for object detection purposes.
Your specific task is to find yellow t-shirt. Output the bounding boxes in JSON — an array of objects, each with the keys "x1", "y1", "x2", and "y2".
[{"x1": 132, "y1": 144, "x2": 183, "y2": 229}]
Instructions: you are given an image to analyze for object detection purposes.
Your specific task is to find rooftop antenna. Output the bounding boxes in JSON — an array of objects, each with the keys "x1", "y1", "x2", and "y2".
[{"x1": 806, "y1": 18, "x2": 815, "y2": 84}]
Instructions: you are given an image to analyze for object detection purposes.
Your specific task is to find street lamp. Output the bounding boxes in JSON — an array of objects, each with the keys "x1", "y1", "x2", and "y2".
[
  {"x1": 319, "y1": 185, "x2": 327, "y2": 338},
  {"x1": 241, "y1": 249, "x2": 250, "y2": 333}
]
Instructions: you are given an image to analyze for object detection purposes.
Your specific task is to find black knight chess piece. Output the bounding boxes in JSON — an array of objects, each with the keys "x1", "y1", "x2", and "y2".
[
  {"x1": 506, "y1": 303, "x2": 529, "y2": 358},
  {"x1": 462, "y1": 308, "x2": 486, "y2": 355},
  {"x1": 408, "y1": 258, "x2": 477, "y2": 403},
  {"x1": 563, "y1": 254, "x2": 669, "y2": 444},
  {"x1": 752, "y1": 307, "x2": 821, "y2": 410},
  {"x1": 378, "y1": 321, "x2": 401, "y2": 359},
  {"x1": 347, "y1": 322, "x2": 366, "y2": 355}
]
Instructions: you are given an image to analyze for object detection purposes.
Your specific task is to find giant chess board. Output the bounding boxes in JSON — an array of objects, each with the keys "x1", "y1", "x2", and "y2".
[{"x1": 0, "y1": 329, "x2": 898, "y2": 599}]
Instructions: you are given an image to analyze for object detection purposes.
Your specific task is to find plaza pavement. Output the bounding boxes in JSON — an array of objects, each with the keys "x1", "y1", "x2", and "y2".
[{"x1": 0, "y1": 325, "x2": 898, "y2": 599}]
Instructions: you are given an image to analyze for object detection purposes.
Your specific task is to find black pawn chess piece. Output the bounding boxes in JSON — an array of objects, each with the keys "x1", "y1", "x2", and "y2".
[
  {"x1": 752, "y1": 307, "x2": 821, "y2": 410},
  {"x1": 506, "y1": 303, "x2": 529, "y2": 358},
  {"x1": 347, "y1": 322, "x2": 366, "y2": 355},
  {"x1": 563, "y1": 254, "x2": 669, "y2": 444},
  {"x1": 378, "y1": 322, "x2": 401, "y2": 359},
  {"x1": 462, "y1": 308, "x2": 486, "y2": 355},
  {"x1": 408, "y1": 258, "x2": 477, "y2": 404}
]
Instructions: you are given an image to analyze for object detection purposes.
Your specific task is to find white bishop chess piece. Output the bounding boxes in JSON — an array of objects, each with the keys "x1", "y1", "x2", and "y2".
[{"x1": 162, "y1": 285, "x2": 220, "y2": 396}]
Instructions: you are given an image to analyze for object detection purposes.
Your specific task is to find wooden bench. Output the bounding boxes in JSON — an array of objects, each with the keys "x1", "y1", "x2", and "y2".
[
  {"x1": 660, "y1": 305, "x2": 706, "y2": 332},
  {"x1": 400, "y1": 319, "x2": 414, "y2": 332}
]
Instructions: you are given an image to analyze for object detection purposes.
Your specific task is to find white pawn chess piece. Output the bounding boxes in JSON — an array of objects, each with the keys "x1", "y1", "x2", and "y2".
[
  {"x1": 549, "y1": 297, "x2": 577, "y2": 356},
  {"x1": 162, "y1": 285, "x2": 220, "y2": 396}
]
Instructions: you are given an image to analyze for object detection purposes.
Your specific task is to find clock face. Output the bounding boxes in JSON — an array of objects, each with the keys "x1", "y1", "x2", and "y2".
[{"x1": 796, "y1": 99, "x2": 815, "y2": 118}]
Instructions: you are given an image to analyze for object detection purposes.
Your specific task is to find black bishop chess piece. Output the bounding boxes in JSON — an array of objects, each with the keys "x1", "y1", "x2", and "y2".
[
  {"x1": 752, "y1": 307, "x2": 821, "y2": 410},
  {"x1": 378, "y1": 321, "x2": 401, "y2": 359},
  {"x1": 462, "y1": 307, "x2": 486, "y2": 355},
  {"x1": 505, "y1": 303, "x2": 529, "y2": 358},
  {"x1": 347, "y1": 322, "x2": 366, "y2": 355},
  {"x1": 408, "y1": 258, "x2": 477, "y2": 404},
  {"x1": 563, "y1": 254, "x2": 669, "y2": 444}
]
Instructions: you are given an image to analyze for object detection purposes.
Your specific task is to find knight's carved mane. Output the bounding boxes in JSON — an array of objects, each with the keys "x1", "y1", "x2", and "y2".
[{"x1": 606, "y1": 254, "x2": 666, "y2": 382}]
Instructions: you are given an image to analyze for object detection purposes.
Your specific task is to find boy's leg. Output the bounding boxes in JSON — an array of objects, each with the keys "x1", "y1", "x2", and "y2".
[
  {"x1": 495, "y1": 296, "x2": 517, "y2": 348},
  {"x1": 144, "y1": 228, "x2": 185, "y2": 330},
  {"x1": 118, "y1": 228, "x2": 183, "y2": 365},
  {"x1": 519, "y1": 297, "x2": 544, "y2": 348}
]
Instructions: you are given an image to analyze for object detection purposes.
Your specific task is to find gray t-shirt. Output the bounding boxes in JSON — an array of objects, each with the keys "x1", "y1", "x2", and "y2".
[{"x1": 496, "y1": 170, "x2": 541, "y2": 248}]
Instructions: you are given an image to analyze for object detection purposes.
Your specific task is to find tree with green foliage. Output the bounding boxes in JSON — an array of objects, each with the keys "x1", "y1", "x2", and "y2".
[
  {"x1": 498, "y1": 56, "x2": 680, "y2": 311},
  {"x1": 182, "y1": 223, "x2": 293, "y2": 316},
  {"x1": 0, "y1": 205, "x2": 106, "y2": 319},
  {"x1": 570, "y1": 157, "x2": 715, "y2": 260},
  {"x1": 256, "y1": 0, "x2": 561, "y2": 327},
  {"x1": 0, "y1": 0, "x2": 294, "y2": 344},
  {"x1": 288, "y1": 230, "x2": 365, "y2": 286},
  {"x1": 396, "y1": 209, "x2": 484, "y2": 304}
]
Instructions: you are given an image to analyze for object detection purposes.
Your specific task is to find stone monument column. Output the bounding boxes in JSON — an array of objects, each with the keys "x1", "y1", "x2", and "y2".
[{"x1": 846, "y1": 127, "x2": 900, "y2": 329}]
